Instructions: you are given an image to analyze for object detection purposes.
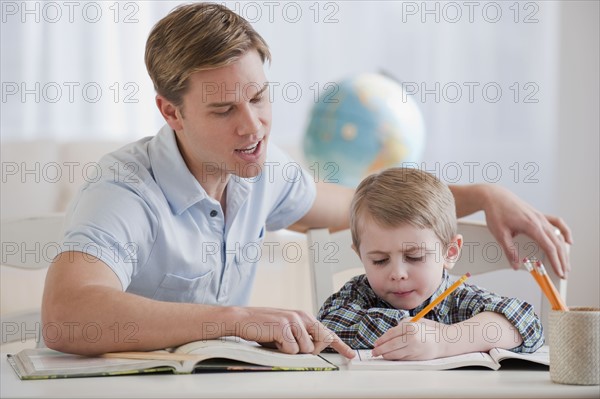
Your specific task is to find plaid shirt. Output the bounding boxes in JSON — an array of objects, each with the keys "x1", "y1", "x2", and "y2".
[{"x1": 317, "y1": 270, "x2": 543, "y2": 353}]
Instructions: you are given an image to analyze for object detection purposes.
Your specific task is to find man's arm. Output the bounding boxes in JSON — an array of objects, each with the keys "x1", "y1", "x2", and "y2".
[
  {"x1": 288, "y1": 181, "x2": 354, "y2": 233},
  {"x1": 292, "y1": 181, "x2": 572, "y2": 278},
  {"x1": 42, "y1": 251, "x2": 354, "y2": 358},
  {"x1": 450, "y1": 184, "x2": 572, "y2": 278}
]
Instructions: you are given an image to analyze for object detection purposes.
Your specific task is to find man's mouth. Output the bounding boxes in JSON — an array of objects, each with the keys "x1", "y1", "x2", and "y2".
[
  {"x1": 235, "y1": 139, "x2": 262, "y2": 155},
  {"x1": 236, "y1": 142, "x2": 259, "y2": 154}
]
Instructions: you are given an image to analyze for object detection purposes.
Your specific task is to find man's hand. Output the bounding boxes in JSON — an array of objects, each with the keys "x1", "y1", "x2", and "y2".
[
  {"x1": 231, "y1": 307, "x2": 355, "y2": 359},
  {"x1": 481, "y1": 185, "x2": 573, "y2": 279}
]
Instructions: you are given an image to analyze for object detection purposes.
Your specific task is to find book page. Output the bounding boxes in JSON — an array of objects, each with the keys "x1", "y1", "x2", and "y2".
[
  {"x1": 349, "y1": 350, "x2": 499, "y2": 370},
  {"x1": 175, "y1": 338, "x2": 337, "y2": 370},
  {"x1": 29, "y1": 351, "x2": 154, "y2": 371},
  {"x1": 11, "y1": 349, "x2": 180, "y2": 379},
  {"x1": 489, "y1": 345, "x2": 549, "y2": 366}
]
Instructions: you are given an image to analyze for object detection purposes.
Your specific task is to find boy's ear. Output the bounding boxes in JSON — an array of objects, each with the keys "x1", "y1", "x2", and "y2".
[
  {"x1": 443, "y1": 234, "x2": 463, "y2": 270},
  {"x1": 156, "y1": 95, "x2": 184, "y2": 132}
]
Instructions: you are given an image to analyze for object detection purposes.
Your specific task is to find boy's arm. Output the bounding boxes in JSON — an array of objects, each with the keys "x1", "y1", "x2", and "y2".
[
  {"x1": 444, "y1": 312, "x2": 524, "y2": 355},
  {"x1": 372, "y1": 285, "x2": 543, "y2": 360},
  {"x1": 451, "y1": 286, "x2": 544, "y2": 353},
  {"x1": 372, "y1": 312, "x2": 523, "y2": 359},
  {"x1": 317, "y1": 276, "x2": 410, "y2": 349}
]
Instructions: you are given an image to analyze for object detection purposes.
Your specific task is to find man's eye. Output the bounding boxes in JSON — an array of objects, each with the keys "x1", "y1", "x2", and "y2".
[{"x1": 214, "y1": 107, "x2": 233, "y2": 116}]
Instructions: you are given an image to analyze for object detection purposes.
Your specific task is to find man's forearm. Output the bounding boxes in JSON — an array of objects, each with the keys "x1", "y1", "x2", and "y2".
[
  {"x1": 449, "y1": 184, "x2": 492, "y2": 218},
  {"x1": 42, "y1": 284, "x2": 236, "y2": 355}
]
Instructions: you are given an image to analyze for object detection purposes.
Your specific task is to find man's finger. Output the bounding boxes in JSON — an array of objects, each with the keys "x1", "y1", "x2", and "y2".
[
  {"x1": 546, "y1": 214, "x2": 574, "y2": 245},
  {"x1": 308, "y1": 322, "x2": 354, "y2": 359},
  {"x1": 327, "y1": 335, "x2": 355, "y2": 359},
  {"x1": 545, "y1": 226, "x2": 569, "y2": 279},
  {"x1": 497, "y1": 232, "x2": 521, "y2": 271},
  {"x1": 285, "y1": 320, "x2": 314, "y2": 354}
]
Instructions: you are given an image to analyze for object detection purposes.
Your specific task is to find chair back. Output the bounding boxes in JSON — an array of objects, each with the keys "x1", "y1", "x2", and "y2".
[
  {"x1": 307, "y1": 220, "x2": 567, "y2": 333},
  {"x1": 1, "y1": 214, "x2": 65, "y2": 348}
]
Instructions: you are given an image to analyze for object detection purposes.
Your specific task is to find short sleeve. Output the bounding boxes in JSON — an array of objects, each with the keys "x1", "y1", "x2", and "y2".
[
  {"x1": 263, "y1": 144, "x2": 316, "y2": 231},
  {"x1": 61, "y1": 180, "x2": 158, "y2": 290},
  {"x1": 451, "y1": 285, "x2": 544, "y2": 353}
]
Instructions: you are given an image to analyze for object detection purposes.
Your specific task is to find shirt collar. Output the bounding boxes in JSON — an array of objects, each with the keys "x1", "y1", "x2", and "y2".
[
  {"x1": 409, "y1": 270, "x2": 452, "y2": 319},
  {"x1": 149, "y1": 125, "x2": 252, "y2": 216},
  {"x1": 148, "y1": 125, "x2": 209, "y2": 215}
]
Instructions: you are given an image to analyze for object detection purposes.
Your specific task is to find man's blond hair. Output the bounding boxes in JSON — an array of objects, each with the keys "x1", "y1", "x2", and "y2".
[
  {"x1": 350, "y1": 168, "x2": 457, "y2": 252},
  {"x1": 145, "y1": 3, "x2": 271, "y2": 108}
]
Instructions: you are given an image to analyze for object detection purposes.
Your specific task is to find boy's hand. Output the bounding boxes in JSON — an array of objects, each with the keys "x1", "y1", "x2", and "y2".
[{"x1": 371, "y1": 318, "x2": 447, "y2": 360}]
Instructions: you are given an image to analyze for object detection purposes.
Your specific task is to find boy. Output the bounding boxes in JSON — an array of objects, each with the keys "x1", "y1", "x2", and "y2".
[{"x1": 318, "y1": 168, "x2": 543, "y2": 360}]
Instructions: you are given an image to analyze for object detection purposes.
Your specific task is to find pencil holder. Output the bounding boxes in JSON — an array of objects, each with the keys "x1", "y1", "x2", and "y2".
[{"x1": 549, "y1": 307, "x2": 600, "y2": 385}]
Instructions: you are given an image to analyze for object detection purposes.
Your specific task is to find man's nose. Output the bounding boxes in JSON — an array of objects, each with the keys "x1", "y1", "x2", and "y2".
[{"x1": 237, "y1": 104, "x2": 261, "y2": 136}]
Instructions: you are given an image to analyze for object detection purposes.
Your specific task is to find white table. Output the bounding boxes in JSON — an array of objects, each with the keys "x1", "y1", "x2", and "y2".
[{"x1": 2, "y1": 353, "x2": 598, "y2": 398}]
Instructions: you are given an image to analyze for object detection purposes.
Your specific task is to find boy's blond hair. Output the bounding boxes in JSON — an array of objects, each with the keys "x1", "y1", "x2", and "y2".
[
  {"x1": 350, "y1": 167, "x2": 457, "y2": 252},
  {"x1": 145, "y1": 3, "x2": 271, "y2": 108}
]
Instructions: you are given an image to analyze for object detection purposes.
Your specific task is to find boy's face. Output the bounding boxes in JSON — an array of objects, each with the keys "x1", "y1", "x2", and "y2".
[
  {"x1": 356, "y1": 219, "x2": 458, "y2": 310},
  {"x1": 163, "y1": 50, "x2": 272, "y2": 180}
]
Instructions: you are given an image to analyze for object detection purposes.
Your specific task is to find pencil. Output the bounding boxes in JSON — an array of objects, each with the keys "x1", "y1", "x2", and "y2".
[
  {"x1": 411, "y1": 272, "x2": 471, "y2": 322},
  {"x1": 522, "y1": 258, "x2": 558, "y2": 310},
  {"x1": 534, "y1": 260, "x2": 568, "y2": 311}
]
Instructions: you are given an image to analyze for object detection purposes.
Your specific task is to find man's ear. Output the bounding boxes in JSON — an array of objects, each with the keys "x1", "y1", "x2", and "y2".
[
  {"x1": 156, "y1": 95, "x2": 184, "y2": 132},
  {"x1": 444, "y1": 234, "x2": 463, "y2": 270}
]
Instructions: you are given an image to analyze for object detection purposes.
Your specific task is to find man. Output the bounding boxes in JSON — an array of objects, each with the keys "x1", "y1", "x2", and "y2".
[{"x1": 42, "y1": 3, "x2": 571, "y2": 357}]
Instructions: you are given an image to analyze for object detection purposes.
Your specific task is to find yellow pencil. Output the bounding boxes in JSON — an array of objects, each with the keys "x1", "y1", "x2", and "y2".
[
  {"x1": 411, "y1": 272, "x2": 471, "y2": 322},
  {"x1": 534, "y1": 260, "x2": 568, "y2": 311},
  {"x1": 523, "y1": 258, "x2": 558, "y2": 310}
]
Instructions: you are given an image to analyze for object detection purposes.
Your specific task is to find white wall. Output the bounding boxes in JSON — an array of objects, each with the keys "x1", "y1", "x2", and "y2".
[
  {"x1": 1, "y1": 1, "x2": 598, "y2": 309},
  {"x1": 557, "y1": 1, "x2": 600, "y2": 307}
]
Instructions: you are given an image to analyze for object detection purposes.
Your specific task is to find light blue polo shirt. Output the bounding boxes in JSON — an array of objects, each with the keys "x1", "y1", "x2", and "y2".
[{"x1": 62, "y1": 124, "x2": 316, "y2": 306}]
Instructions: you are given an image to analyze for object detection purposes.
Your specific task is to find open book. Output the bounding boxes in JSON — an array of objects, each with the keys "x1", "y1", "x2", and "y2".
[
  {"x1": 348, "y1": 345, "x2": 549, "y2": 371},
  {"x1": 7, "y1": 338, "x2": 337, "y2": 380}
]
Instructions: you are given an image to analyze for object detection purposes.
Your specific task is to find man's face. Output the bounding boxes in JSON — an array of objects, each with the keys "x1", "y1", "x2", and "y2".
[
  {"x1": 357, "y1": 219, "x2": 450, "y2": 310},
  {"x1": 174, "y1": 50, "x2": 272, "y2": 180}
]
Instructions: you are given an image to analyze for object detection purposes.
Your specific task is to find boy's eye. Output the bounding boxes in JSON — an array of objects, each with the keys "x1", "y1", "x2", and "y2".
[
  {"x1": 372, "y1": 258, "x2": 389, "y2": 266},
  {"x1": 250, "y1": 95, "x2": 264, "y2": 104},
  {"x1": 406, "y1": 255, "x2": 425, "y2": 262}
]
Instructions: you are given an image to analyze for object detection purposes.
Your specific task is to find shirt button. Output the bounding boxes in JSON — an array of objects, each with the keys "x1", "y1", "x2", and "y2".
[{"x1": 209, "y1": 210, "x2": 218, "y2": 217}]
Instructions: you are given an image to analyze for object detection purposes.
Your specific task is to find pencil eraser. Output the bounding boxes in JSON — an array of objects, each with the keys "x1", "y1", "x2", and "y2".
[{"x1": 466, "y1": 272, "x2": 471, "y2": 278}]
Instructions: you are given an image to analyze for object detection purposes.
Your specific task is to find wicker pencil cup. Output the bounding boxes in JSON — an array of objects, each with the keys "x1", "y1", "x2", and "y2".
[{"x1": 549, "y1": 307, "x2": 600, "y2": 385}]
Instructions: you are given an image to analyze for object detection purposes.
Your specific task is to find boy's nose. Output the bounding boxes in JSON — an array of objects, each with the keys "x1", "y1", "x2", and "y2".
[{"x1": 389, "y1": 261, "x2": 409, "y2": 280}]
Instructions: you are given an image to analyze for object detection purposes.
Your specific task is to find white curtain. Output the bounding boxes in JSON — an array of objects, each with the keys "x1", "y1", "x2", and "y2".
[{"x1": 1, "y1": 0, "x2": 560, "y2": 210}]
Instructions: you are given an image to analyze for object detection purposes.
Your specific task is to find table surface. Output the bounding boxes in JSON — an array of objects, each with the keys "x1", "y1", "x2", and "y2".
[{"x1": 2, "y1": 352, "x2": 599, "y2": 399}]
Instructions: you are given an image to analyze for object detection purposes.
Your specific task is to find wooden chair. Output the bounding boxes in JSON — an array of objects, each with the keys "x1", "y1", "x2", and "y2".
[
  {"x1": 1, "y1": 214, "x2": 65, "y2": 350},
  {"x1": 307, "y1": 220, "x2": 567, "y2": 333}
]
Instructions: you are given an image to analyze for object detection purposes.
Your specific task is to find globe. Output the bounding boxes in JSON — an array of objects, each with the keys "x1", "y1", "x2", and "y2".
[{"x1": 303, "y1": 73, "x2": 426, "y2": 187}]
